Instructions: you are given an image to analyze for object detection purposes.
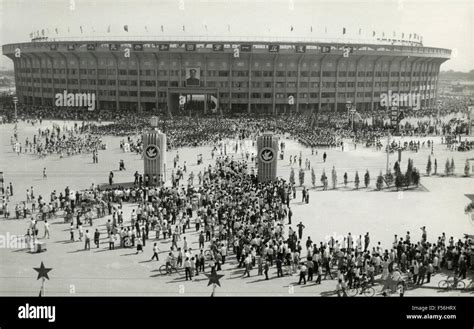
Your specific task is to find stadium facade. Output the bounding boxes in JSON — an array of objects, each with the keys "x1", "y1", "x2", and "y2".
[{"x1": 2, "y1": 39, "x2": 450, "y2": 114}]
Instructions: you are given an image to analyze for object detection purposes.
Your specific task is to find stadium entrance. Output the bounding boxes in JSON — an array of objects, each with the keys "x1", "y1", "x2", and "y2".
[{"x1": 167, "y1": 88, "x2": 219, "y2": 116}]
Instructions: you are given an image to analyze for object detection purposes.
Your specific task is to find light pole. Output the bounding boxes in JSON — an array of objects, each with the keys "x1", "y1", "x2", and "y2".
[
  {"x1": 12, "y1": 96, "x2": 18, "y2": 121},
  {"x1": 346, "y1": 101, "x2": 355, "y2": 131},
  {"x1": 386, "y1": 132, "x2": 391, "y2": 174}
]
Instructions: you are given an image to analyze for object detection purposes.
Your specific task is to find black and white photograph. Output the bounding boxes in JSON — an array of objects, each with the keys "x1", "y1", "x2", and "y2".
[{"x1": 0, "y1": 0, "x2": 473, "y2": 326}]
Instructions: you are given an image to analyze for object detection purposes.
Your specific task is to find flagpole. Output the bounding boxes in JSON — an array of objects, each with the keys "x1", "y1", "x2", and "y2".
[{"x1": 41, "y1": 277, "x2": 45, "y2": 296}]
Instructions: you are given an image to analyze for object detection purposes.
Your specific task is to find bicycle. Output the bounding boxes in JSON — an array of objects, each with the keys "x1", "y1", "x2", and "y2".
[
  {"x1": 347, "y1": 284, "x2": 376, "y2": 297},
  {"x1": 438, "y1": 277, "x2": 466, "y2": 290},
  {"x1": 159, "y1": 263, "x2": 179, "y2": 275}
]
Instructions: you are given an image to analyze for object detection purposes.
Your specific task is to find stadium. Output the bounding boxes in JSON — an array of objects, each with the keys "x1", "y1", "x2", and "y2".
[{"x1": 2, "y1": 38, "x2": 451, "y2": 115}]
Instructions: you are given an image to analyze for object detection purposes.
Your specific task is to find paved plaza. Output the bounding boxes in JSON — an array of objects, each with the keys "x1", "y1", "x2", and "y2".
[{"x1": 0, "y1": 120, "x2": 473, "y2": 296}]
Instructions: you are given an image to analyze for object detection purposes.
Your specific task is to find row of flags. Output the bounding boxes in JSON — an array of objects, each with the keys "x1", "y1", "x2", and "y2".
[
  {"x1": 30, "y1": 25, "x2": 423, "y2": 43},
  {"x1": 30, "y1": 24, "x2": 234, "y2": 38}
]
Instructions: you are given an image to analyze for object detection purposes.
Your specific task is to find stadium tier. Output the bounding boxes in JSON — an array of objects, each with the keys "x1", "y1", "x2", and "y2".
[{"x1": 2, "y1": 39, "x2": 450, "y2": 114}]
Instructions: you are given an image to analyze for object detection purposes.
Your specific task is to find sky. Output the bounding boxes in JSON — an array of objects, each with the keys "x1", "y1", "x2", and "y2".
[{"x1": 0, "y1": 0, "x2": 472, "y2": 71}]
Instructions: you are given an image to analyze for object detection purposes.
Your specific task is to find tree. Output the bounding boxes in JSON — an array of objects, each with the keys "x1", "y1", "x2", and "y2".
[
  {"x1": 426, "y1": 156, "x2": 432, "y2": 176},
  {"x1": 464, "y1": 160, "x2": 470, "y2": 177},
  {"x1": 445, "y1": 158, "x2": 450, "y2": 176},
  {"x1": 405, "y1": 159, "x2": 413, "y2": 187},
  {"x1": 289, "y1": 167, "x2": 295, "y2": 185},
  {"x1": 451, "y1": 158, "x2": 455, "y2": 176},
  {"x1": 311, "y1": 168, "x2": 316, "y2": 187},
  {"x1": 385, "y1": 168, "x2": 394, "y2": 187},
  {"x1": 299, "y1": 168, "x2": 305, "y2": 186},
  {"x1": 354, "y1": 171, "x2": 360, "y2": 189},
  {"x1": 364, "y1": 170, "x2": 370, "y2": 188},
  {"x1": 320, "y1": 170, "x2": 327, "y2": 191},
  {"x1": 343, "y1": 172, "x2": 348, "y2": 187},
  {"x1": 331, "y1": 166, "x2": 337, "y2": 189},
  {"x1": 376, "y1": 171, "x2": 384, "y2": 191},
  {"x1": 395, "y1": 172, "x2": 404, "y2": 191},
  {"x1": 434, "y1": 158, "x2": 437, "y2": 175},
  {"x1": 394, "y1": 161, "x2": 401, "y2": 175},
  {"x1": 412, "y1": 169, "x2": 420, "y2": 187}
]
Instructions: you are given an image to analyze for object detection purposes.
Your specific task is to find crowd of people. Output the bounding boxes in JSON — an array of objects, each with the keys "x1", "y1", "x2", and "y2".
[{"x1": 7, "y1": 150, "x2": 472, "y2": 296}]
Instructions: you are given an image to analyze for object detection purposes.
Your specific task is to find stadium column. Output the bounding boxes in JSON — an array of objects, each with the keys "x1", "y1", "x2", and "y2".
[
  {"x1": 354, "y1": 56, "x2": 363, "y2": 110},
  {"x1": 427, "y1": 60, "x2": 434, "y2": 107},
  {"x1": 424, "y1": 59, "x2": 433, "y2": 108},
  {"x1": 110, "y1": 52, "x2": 120, "y2": 111},
  {"x1": 296, "y1": 54, "x2": 304, "y2": 113},
  {"x1": 335, "y1": 56, "x2": 342, "y2": 113},
  {"x1": 71, "y1": 53, "x2": 81, "y2": 96},
  {"x1": 44, "y1": 53, "x2": 54, "y2": 106},
  {"x1": 248, "y1": 53, "x2": 252, "y2": 114},
  {"x1": 398, "y1": 57, "x2": 406, "y2": 95},
  {"x1": 371, "y1": 56, "x2": 382, "y2": 112},
  {"x1": 429, "y1": 60, "x2": 437, "y2": 107},
  {"x1": 318, "y1": 55, "x2": 325, "y2": 112},
  {"x1": 433, "y1": 60, "x2": 441, "y2": 107},
  {"x1": 409, "y1": 58, "x2": 418, "y2": 96},
  {"x1": 90, "y1": 52, "x2": 99, "y2": 110},
  {"x1": 58, "y1": 52, "x2": 68, "y2": 94},
  {"x1": 153, "y1": 53, "x2": 159, "y2": 112},
  {"x1": 228, "y1": 53, "x2": 232, "y2": 112},
  {"x1": 204, "y1": 54, "x2": 208, "y2": 115},
  {"x1": 387, "y1": 58, "x2": 393, "y2": 102},
  {"x1": 31, "y1": 53, "x2": 44, "y2": 106},
  {"x1": 136, "y1": 52, "x2": 142, "y2": 113},
  {"x1": 167, "y1": 53, "x2": 171, "y2": 114},
  {"x1": 272, "y1": 54, "x2": 278, "y2": 115},
  {"x1": 24, "y1": 55, "x2": 33, "y2": 105},
  {"x1": 12, "y1": 56, "x2": 20, "y2": 102}
]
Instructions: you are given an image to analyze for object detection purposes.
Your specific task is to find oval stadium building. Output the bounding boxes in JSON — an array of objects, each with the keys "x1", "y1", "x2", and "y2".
[{"x1": 2, "y1": 39, "x2": 451, "y2": 114}]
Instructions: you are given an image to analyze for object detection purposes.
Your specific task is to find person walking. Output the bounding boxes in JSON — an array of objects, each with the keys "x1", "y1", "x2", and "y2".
[
  {"x1": 109, "y1": 234, "x2": 115, "y2": 250},
  {"x1": 151, "y1": 243, "x2": 160, "y2": 261},
  {"x1": 297, "y1": 222, "x2": 305, "y2": 240},
  {"x1": 298, "y1": 263, "x2": 307, "y2": 284},
  {"x1": 306, "y1": 257, "x2": 314, "y2": 281},
  {"x1": 84, "y1": 230, "x2": 91, "y2": 250},
  {"x1": 184, "y1": 257, "x2": 192, "y2": 280},
  {"x1": 43, "y1": 220, "x2": 50, "y2": 239},
  {"x1": 94, "y1": 229, "x2": 100, "y2": 248},
  {"x1": 70, "y1": 223, "x2": 75, "y2": 241},
  {"x1": 264, "y1": 259, "x2": 270, "y2": 280}
]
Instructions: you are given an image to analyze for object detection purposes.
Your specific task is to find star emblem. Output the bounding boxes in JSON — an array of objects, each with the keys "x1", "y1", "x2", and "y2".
[
  {"x1": 34, "y1": 262, "x2": 52, "y2": 280},
  {"x1": 205, "y1": 270, "x2": 224, "y2": 287}
]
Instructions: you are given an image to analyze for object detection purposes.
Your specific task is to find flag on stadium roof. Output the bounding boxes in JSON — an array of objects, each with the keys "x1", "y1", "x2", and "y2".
[
  {"x1": 161, "y1": 25, "x2": 164, "y2": 32},
  {"x1": 342, "y1": 27, "x2": 346, "y2": 34},
  {"x1": 80, "y1": 26, "x2": 83, "y2": 33},
  {"x1": 290, "y1": 26, "x2": 294, "y2": 31},
  {"x1": 124, "y1": 25, "x2": 128, "y2": 32},
  {"x1": 372, "y1": 31, "x2": 376, "y2": 37},
  {"x1": 183, "y1": 25, "x2": 185, "y2": 32}
]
